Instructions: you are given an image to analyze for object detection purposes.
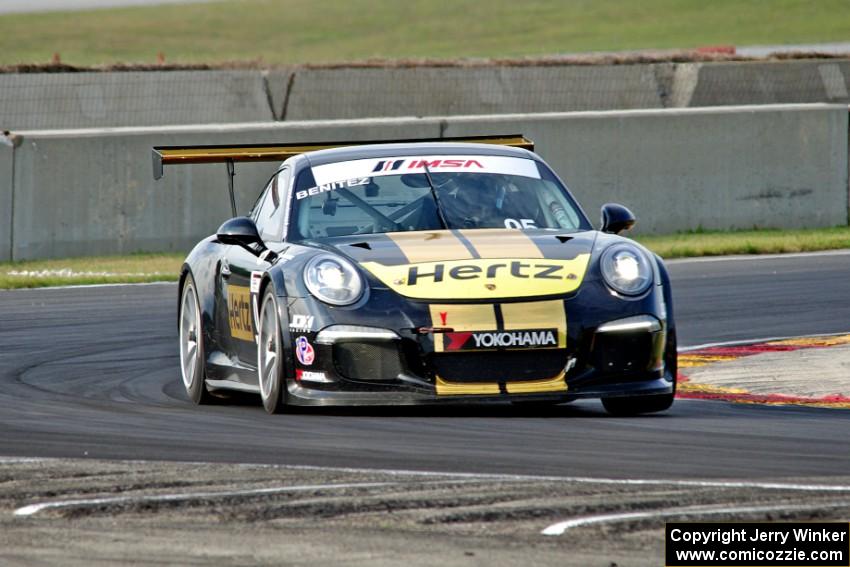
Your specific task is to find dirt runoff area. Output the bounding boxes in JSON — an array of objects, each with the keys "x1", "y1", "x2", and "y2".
[
  {"x1": 680, "y1": 334, "x2": 850, "y2": 408},
  {"x1": 1, "y1": 458, "x2": 850, "y2": 566}
]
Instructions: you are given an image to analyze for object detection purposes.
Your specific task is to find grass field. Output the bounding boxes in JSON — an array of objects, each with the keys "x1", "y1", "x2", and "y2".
[
  {"x1": 0, "y1": 253, "x2": 182, "y2": 289},
  {"x1": 1, "y1": 227, "x2": 848, "y2": 289},
  {"x1": 635, "y1": 226, "x2": 850, "y2": 259},
  {"x1": 1, "y1": 0, "x2": 849, "y2": 66}
]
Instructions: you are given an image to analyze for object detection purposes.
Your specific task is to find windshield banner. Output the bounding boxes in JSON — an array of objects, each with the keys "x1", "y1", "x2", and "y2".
[{"x1": 311, "y1": 155, "x2": 541, "y2": 186}]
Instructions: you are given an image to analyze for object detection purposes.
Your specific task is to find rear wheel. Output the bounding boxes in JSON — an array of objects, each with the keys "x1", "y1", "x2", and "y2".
[
  {"x1": 179, "y1": 274, "x2": 213, "y2": 405},
  {"x1": 257, "y1": 288, "x2": 287, "y2": 414}
]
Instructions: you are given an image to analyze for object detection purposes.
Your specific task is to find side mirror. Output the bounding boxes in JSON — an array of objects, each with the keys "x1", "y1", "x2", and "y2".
[
  {"x1": 600, "y1": 203, "x2": 636, "y2": 235},
  {"x1": 217, "y1": 217, "x2": 263, "y2": 248}
]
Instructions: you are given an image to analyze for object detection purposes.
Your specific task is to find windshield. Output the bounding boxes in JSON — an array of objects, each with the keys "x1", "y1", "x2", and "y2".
[{"x1": 288, "y1": 155, "x2": 587, "y2": 240}]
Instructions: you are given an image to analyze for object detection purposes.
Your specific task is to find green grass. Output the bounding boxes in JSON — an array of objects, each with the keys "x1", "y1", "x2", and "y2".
[
  {"x1": 1, "y1": 0, "x2": 849, "y2": 66},
  {"x1": 1, "y1": 227, "x2": 849, "y2": 289},
  {"x1": 634, "y1": 226, "x2": 850, "y2": 259},
  {"x1": 0, "y1": 253, "x2": 182, "y2": 289}
]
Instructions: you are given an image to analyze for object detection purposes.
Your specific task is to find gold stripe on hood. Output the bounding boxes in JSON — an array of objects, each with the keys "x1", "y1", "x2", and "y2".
[
  {"x1": 386, "y1": 231, "x2": 473, "y2": 264},
  {"x1": 459, "y1": 228, "x2": 544, "y2": 259}
]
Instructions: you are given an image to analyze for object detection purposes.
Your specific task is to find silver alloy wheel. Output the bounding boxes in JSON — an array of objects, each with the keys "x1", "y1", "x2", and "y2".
[
  {"x1": 258, "y1": 293, "x2": 280, "y2": 401},
  {"x1": 179, "y1": 281, "x2": 201, "y2": 391}
]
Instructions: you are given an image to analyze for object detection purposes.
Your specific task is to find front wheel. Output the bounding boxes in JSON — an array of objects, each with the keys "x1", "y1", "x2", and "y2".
[
  {"x1": 257, "y1": 288, "x2": 287, "y2": 414},
  {"x1": 179, "y1": 274, "x2": 213, "y2": 405}
]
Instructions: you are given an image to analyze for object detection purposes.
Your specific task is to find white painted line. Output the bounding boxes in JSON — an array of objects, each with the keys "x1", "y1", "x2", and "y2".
[
  {"x1": 0, "y1": 0, "x2": 215, "y2": 15},
  {"x1": 14, "y1": 481, "x2": 396, "y2": 517},
  {"x1": 679, "y1": 330, "x2": 850, "y2": 352},
  {"x1": 6, "y1": 456, "x2": 850, "y2": 496},
  {"x1": 12, "y1": 477, "x2": 505, "y2": 518},
  {"x1": 7, "y1": 269, "x2": 169, "y2": 278},
  {"x1": 666, "y1": 249, "x2": 850, "y2": 264},
  {"x1": 0, "y1": 457, "x2": 47, "y2": 464},
  {"x1": 257, "y1": 463, "x2": 850, "y2": 494},
  {"x1": 541, "y1": 501, "x2": 850, "y2": 536},
  {"x1": 1, "y1": 281, "x2": 176, "y2": 292}
]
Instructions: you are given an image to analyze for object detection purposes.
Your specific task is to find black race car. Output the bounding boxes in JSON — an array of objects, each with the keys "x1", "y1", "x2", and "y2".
[{"x1": 153, "y1": 136, "x2": 676, "y2": 415}]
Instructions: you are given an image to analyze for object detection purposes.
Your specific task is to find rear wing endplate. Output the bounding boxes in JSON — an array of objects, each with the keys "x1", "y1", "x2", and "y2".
[{"x1": 152, "y1": 134, "x2": 534, "y2": 216}]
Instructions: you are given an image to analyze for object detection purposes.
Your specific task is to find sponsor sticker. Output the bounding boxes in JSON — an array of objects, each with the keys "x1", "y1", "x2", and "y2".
[
  {"x1": 295, "y1": 177, "x2": 371, "y2": 200},
  {"x1": 289, "y1": 314, "x2": 315, "y2": 332},
  {"x1": 443, "y1": 328, "x2": 558, "y2": 351},
  {"x1": 227, "y1": 285, "x2": 254, "y2": 342},
  {"x1": 310, "y1": 155, "x2": 541, "y2": 187},
  {"x1": 361, "y1": 255, "x2": 590, "y2": 300},
  {"x1": 249, "y1": 271, "x2": 263, "y2": 293},
  {"x1": 295, "y1": 369, "x2": 330, "y2": 383},
  {"x1": 295, "y1": 336, "x2": 315, "y2": 366}
]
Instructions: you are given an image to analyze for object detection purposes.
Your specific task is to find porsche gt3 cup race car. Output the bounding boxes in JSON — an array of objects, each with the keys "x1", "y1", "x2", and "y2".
[{"x1": 153, "y1": 135, "x2": 677, "y2": 415}]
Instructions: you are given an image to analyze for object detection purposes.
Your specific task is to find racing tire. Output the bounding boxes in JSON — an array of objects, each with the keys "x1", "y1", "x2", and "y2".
[
  {"x1": 179, "y1": 273, "x2": 214, "y2": 405},
  {"x1": 257, "y1": 288, "x2": 287, "y2": 414}
]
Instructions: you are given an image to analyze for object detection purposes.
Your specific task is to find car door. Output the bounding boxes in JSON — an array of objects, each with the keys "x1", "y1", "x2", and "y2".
[{"x1": 222, "y1": 167, "x2": 291, "y2": 376}]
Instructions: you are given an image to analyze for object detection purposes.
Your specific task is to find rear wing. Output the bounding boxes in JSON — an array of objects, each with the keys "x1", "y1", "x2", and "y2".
[{"x1": 152, "y1": 134, "x2": 534, "y2": 216}]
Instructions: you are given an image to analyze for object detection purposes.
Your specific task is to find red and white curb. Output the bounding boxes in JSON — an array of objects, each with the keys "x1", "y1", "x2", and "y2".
[{"x1": 678, "y1": 334, "x2": 850, "y2": 408}]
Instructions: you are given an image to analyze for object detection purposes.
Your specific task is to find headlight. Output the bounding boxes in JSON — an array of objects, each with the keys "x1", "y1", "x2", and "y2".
[
  {"x1": 303, "y1": 254, "x2": 364, "y2": 306},
  {"x1": 600, "y1": 244, "x2": 653, "y2": 296}
]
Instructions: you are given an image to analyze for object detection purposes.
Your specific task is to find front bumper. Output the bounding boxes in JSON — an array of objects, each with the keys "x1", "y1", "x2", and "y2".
[{"x1": 283, "y1": 296, "x2": 675, "y2": 406}]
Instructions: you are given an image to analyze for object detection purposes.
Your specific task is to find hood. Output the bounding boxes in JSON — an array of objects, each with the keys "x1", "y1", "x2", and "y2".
[{"x1": 319, "y1": 229, "x2": 595, "y2": 300}]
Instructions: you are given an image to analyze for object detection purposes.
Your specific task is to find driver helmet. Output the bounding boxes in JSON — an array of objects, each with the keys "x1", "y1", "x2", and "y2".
[{"x1": 442, "y1": 173, "x2": 506, "y2": 225}]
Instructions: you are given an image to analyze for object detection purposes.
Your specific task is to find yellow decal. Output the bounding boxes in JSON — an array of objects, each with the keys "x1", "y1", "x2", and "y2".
[
  {"x1": 227, "y1": 285, "x2": 254, "y2": 341},
  {"x1": 501, "y1": 299, "x2": 567, "y2": 348},
  {"x1": 435, "y1": 373, "x2": 567, "y2": 395},
  {"x1": 435, "y1": 377, "x2": 500, "y2": 395},
  {"x1": 387, "y1": 231, "x2": 474, "y2": 263},
  {"x1": 505, "y1": 372, "x2": 568, "y2": 394},
  {"x1": 430, "y1": 300, "x2": 568, "y2": 394},
  {"x1": 459, "y1": 228, "x2": 543, "y2": 259},
  {"x1": 361, "y1": 254, "x2": 590, "y2": 300},
  {"x1": 428, "y1": 304, "x2": 497, "y2": 353}
]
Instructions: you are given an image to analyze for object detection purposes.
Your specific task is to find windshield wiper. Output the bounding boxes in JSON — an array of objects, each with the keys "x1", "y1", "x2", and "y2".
[{"x1": 421, "y1": 164, "x2": 450, "y2": 230}]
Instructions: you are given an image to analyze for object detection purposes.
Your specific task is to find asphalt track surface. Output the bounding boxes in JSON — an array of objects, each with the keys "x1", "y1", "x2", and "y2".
[{"x1": 0, "y1": 251, "x2": 848, "y2": 479}]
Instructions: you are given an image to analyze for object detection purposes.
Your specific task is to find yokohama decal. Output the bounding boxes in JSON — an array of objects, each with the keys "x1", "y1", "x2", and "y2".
[{"x1": 443, "y1": 328, "x2": 558, "y2": 351}]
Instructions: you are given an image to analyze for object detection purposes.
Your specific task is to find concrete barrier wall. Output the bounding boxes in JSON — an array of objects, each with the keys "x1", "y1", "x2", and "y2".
[
  {"x1": 0, "y1": 137, "x2": 14, "y2": 262},
  {"x1": 2, "y1": 104, "x2": 846, "y2": 260},
  {"x1": 443, "y1": 105, "x2": 849, "y2": 233},
  {"x1": 686, "y1": 60, "x2": 837, "y2": 107},
  {"x1": 3, "y1": 60, "x2": 850, "y2": 129},
  {"x1": 0, "y1": 70, "x2": 282, "y2": 130},
  {"x1": 284, "y1": 65, "x2": 664, "y2": 120},
  {"x1": 6, "y1": 120, "x2": 441, "y2": 260}
]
